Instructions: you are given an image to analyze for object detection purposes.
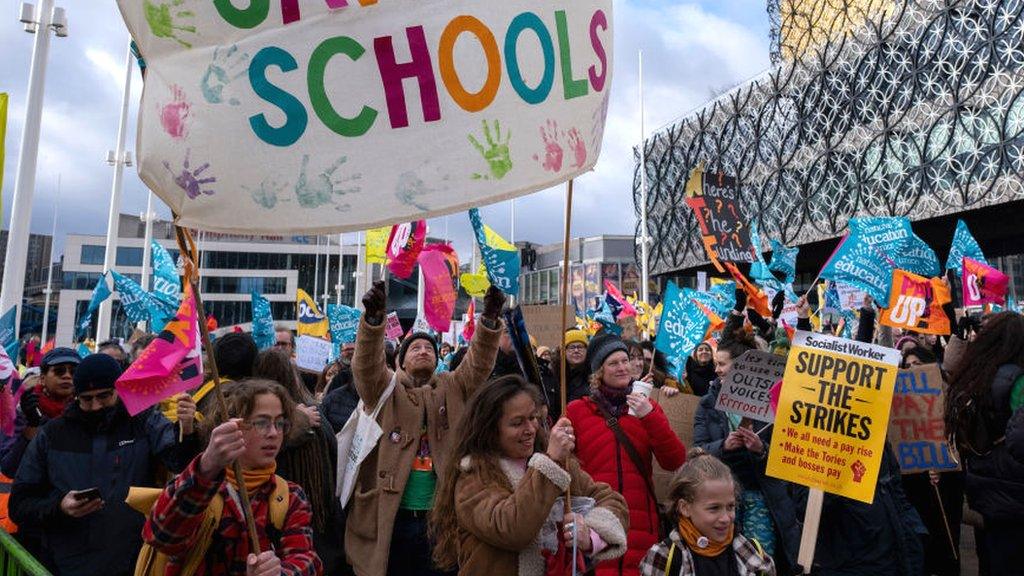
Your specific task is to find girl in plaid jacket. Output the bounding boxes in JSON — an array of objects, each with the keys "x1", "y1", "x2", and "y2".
[{"x1": 639, "y1": 452, "x2": 774, "y2": 576}]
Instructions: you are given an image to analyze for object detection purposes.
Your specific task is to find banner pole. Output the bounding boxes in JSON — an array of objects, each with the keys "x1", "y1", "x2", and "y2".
[
  {"x1": 797, "y1": 488, "x2": 823, "y2": 573},
  {"x1": 558, "y1": 179, "x2": 575, "y2": 520},
  {"x1": 933, "y1": 481, "x2": 959, "y2": 560},
  {"x1": 174, "y1": 224, "x2": 262, "y2": 554}
]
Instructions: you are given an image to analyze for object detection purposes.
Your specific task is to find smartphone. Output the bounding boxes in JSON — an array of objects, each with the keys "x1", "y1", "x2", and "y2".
[{"x1": 73, "y1": 488, "x2": 101, "y2": 501}]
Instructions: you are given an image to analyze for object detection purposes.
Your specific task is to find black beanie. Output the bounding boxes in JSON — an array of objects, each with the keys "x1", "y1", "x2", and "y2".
[
  {"x1": 398, "y1": 332, "x2": 438, "y2": 370},
  {"x1": 73, "y1": 354, "x2": 124, "y2": 395},
  {"x1": 587, "y1": 333, "x2": 629, "y2": 374}
]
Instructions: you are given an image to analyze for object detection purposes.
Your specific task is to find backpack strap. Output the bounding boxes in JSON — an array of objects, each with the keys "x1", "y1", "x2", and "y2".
[
  {"x1": 177, "y1": 493, "x2": 225, "y2": 576},
  {"x1": 269, "y1": 475, "x2": 290, "y2": 530}
]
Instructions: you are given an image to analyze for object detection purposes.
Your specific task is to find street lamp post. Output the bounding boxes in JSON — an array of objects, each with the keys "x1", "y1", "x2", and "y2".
[
  {"x1": 95, "y1": 42, "x2": 134, "y2": 343},
  {"x1": 0, "y1": 0, "x2": 68, "y2": 339}
]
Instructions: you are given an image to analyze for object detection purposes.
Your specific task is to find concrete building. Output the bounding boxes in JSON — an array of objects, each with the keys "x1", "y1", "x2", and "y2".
[
  {"x1": 56, "y1": 214, "x2": 367, "y2": 346},
  {"x1": 518, "y1": 235, "x2": 645, "y2": 308}
]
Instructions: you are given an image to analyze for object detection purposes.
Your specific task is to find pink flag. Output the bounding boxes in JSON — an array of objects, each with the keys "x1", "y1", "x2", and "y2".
[
  {"x1": 386, "y1": 221, "x2": 426, "y2": 279},
  {"x1": 963, "y1": 257, "x2": 1009, "y2": 306},
  {"x1": 769, "y1": 379, "x2": 783, "y2": 416},
  {"x1": 116, "y1": 285, "x2": 204, "y2": 416},
  {"x1": 604, "y1": 280, "x2": 637, "y2": 318},
  {"x1": 462, "y1": 299, "x2": 476, "y2": 342},
  {"x1": 418, "y1": 244, "x2": 459, "y2": 333}
]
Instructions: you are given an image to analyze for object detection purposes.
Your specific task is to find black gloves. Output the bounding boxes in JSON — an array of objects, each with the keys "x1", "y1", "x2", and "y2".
[
  {"x1": 771, "y1": 291, "x2": 785, "y2": 320},
  {"x1": 482, "y1": 286, "x2": 507, "y2": 321},
  {"x1": 20, "y1": 389, "x2": 42, "y2": 428},
  {"x1": 734, "y1": 288, "x2": 748, "y2": 313},
  {"x1": 362, "y1": 281, "x2": 386, "y2": 325}
]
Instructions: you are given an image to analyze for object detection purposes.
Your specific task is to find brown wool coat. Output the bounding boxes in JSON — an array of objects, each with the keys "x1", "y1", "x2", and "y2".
[
  {"x1": 344, "y1": 316, "x2": 502, "y2": 576},
  {"x1": 454, "y1": 453, "x2": 629, "y2": 576}
]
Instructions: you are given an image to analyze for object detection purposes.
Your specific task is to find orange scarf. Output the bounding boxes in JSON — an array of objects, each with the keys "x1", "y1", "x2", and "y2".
[
  {"x1": 225, "y1": 463, "x2": 277, "y2": 494},
  {"x1": 677, "y1": 516, "x2": 733, "y2": 558}
]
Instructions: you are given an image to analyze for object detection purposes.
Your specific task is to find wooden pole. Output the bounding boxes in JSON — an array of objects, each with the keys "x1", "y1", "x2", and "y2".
[
  {"x1": 797, "y1": 488, "x2": 823, "y2": 573},
  {"x1": 933, "y1": 481, "x2": 959, "y2": 561},
  {"x1": 174, "y1": 225, "x2": 262, "y2": 554},
  {"x1": 558, "y1": 179, "x2": 575, "y2": 520}
]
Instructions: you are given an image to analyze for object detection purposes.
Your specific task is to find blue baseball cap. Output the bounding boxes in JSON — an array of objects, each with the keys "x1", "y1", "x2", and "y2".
[{"x1": 41, "y1": 347, "x2": 82, "y2": 369}]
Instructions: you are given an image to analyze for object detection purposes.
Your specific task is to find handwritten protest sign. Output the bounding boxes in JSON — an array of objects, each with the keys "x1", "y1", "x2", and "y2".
[
  {"x1": 715, "y1": 350, "x2": 786, "y2": 422},
  {"x1": 651, "y1": 390, "x2": 701, "y2": 501},
  {"x1": 767, "y1": 331, "x2": 900, "y2": 503},
  {"x1": 684, "y1": 168, "x2": 756, "y2": 270},
  {"x1": 296, "y1": 335, "x2": 333, "y2": 372},
  {"x1": 889, "y1": 365, "x2": 959, "y2": 473},
  {"x1": 117, "y1": 1, "x2": 613, "y2": 234}
]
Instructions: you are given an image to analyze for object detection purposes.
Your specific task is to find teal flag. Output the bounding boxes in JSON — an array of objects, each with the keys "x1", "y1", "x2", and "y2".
[
  {"x1": 769, "y1": 240, "x2": 799, "y2": 284},
  {"x1": 76, "y1": 273, "x2": 112, "y2": 338},
  {"x1": 655, "y1": 282, "x2": 711, "y2": 362},
  {"x1": 468, "y1": 208, "x2": 520, "y2": 295},
  {"x1": 251, "y1": 291, "x2": 275, "y2": 350},
  {"x1": 0, "y1": 307, "x2": 17, "y2": 361},
  {"x1": 150, "y1": 240, "x2": 180, "y2": 310},
  {"x1": 110, "y1": 270, "x2": 156, "y2": 324},
  {"x1": 819, "y1": 236, "x2": 897, "y2": 304},
  {"x1": 945, "y1": 219, "x2": 987, "y2": 275},
  {"x1": 848, "y1": 217, "x2": 939, "y2": 277}
]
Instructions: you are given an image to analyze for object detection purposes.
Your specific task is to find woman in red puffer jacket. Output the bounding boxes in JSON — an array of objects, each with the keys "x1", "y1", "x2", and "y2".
[{"x1": 567, "y1": 334, "x2": 686, "y2": 575}]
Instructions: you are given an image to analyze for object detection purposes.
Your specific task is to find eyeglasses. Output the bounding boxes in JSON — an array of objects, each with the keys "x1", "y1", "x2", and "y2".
[
  {"x1": 274, "y1": 341, "x2": 293, "y2": 349},
  {"x1": 566, "y1": 344, "x2": 587, "y2": 352},
  {"x1": 48, "y1": 364, "x2": 76, "y2": 377},
  {"x1": 247, "y1": 416, "x2": 291, "y2": 436},
  {"x1": 77, "y1": 390, "x2": 115, "y2": 405}
]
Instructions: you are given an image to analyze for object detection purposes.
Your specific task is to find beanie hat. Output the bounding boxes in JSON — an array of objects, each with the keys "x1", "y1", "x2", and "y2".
[
  {"x1": 398, "y1": 332, "x2": 438, "y2": 370},
  {"x1": 564, "y1": 329, "x2": 588, "y2": 348},
  {"x1": 73, "y1": 353, "x2": 124, "y2": 395},
  {"x1": 587, "y1": 333, "x2": 629, "y2": 374}
]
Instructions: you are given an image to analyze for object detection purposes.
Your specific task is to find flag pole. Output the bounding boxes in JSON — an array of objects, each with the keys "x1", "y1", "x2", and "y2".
[
  {"x1": 174, "y1": 223, "x2": 262, "y2": 554},
  {"x1": 639, "y1": 49, "x2": 651, "y2": 316},
  {"x1": 558, "y1": 179, "x2": 575, "y2": 518}
]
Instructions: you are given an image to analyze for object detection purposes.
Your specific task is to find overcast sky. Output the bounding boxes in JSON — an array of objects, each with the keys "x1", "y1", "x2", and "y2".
[{"x1": 0, "y1": 0, "x2": 771, "y2": 264}]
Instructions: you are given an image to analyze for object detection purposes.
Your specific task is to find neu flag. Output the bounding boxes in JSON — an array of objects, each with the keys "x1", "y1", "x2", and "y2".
[
  {"x1": 946, "y1": 220, "x2": 987, "y2": 275},
  {"x1": 769, "y1": 240, "x2": 799, "y2": 284},
  {"x1": 0, "y1": 307, "x2": 17, "y2": 363},
  {"x1": 655, "y1": 281, "x2": 711, "y2": 362},
  {"x1": 848, "y1": 217, "x2": 940, "y2": 277},
  {"x1": 879, "y1": 270, "x2": 952, "y2": 335},
  {"x1": 963, "y1": 257, "x2": 1009, "y2": 307},
  {"x1": 251, "y1": 291, "x2": 276, "y2": 350},
  {"x1": 115, "y1": 285, "x2": 203, "y2": 416},
  {"x1": 469, "y1": 208, "x2": 520, "y2": 295},
  {"x1": 296, "y1": 289, "x2": 329, "y2": 339},
  {"x1": 327, "y1": 304, "x2": 361, "y2": 360},
  {"x1": 151, "y1": 240, "x2": 180, "y2": 309},
  {"x1": 77, "y1": 273, "x2": 112, "y2": 338},
  {"x1": 386, "y1": 221, "x2": 426, "y2": 279},
  {"x1": 819, "y1": 235, "x2": 897, "y2": 304},
  {"x1": 418, "y1": 244, "x2": 459, "y2": 333},
  {"x1": 111, "y1": 270, "x2": 156, "y2": 325}
]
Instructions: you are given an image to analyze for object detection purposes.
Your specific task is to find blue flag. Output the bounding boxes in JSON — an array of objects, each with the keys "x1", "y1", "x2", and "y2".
[
  {"x1": 327, "y1": 304, "x2": 361, "y2": 358},
  {"x1": 655, "y1": 282, "x2": 711, "y2": 362},
  {"x1": 110, "y1": 270, "x2": 156, "y2": 324},
  {"x1": 593, "y1": 298, "x2": 622, "y2": 336},
  {"x1": 150, "y1": 240, "x2": 180, "y2": 308},
  {"x1": 769, "y1": 240, "x2": 799, "y2": 284},
  {"x1": 468, "y1": 208, "x2": 520, "y2": 295},
  {"x1": 819, "y1": 237, "x2": 897, "y2": 304},
  {"x1": 823, "y1": 282, "x2": 842, "y2": 314},
  {"x1": 0, "y1": 307, "x2": 18, "y2": 362},
  {"x1": 251, "y1": 291, "x2": 276, "y2": 350},
  {"x1": 945, "y1": 219, "x2": 987, "y2": 275},
  {"x1": 76, "y1": 273, "x2": 112, "y2": 338},
  {"x1": 848, "y1": 217, "x2": 940, "y2": 277},
  {"x1": 692, "y1": 281, "x2": 736, "y2": 318}
]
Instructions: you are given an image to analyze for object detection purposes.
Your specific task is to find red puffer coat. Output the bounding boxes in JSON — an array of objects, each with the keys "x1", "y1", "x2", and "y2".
[{"x1": 566, "y1": 398, "x2": 686, "y2": 575}]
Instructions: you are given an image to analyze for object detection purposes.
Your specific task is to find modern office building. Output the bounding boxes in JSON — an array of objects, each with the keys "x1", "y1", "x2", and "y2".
[
  {"x1": 635, "y1": 0, "x2": 1024, "y2": 294},
  {"x1": 56, "y1": 214, "x2": 365, "y2": 345},
  {"x1": 518, "y1": 235, "x2": 649, "y2": 307}
]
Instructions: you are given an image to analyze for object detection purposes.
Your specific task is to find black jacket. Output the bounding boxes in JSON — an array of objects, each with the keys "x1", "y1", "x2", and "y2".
[
  {"x1": 9, "y1": 401, "x2": 199, "y2": 576},
  {"x1": 322, "y1": 383, "x2": 360, "y2": 434}
]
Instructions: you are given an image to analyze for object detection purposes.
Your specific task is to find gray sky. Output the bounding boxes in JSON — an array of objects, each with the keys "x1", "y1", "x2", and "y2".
[{"x1": 0, "y1": 0, "x2": 771, "y2": 264}]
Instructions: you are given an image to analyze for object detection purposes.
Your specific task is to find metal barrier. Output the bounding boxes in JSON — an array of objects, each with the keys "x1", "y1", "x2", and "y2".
[{"x1": 0, "y1": 530, "x2": 51, "y2": 576}]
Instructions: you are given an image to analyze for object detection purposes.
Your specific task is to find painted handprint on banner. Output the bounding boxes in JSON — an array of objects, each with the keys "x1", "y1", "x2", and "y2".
[
  {"x1": 201, "y1": 45, "x2": 249, "y2": 105},
  {"x1": 468, "y1": 120, "x2": 512, "y2": 180},
  {"x1": 163, "y1": 149, "x2": 216, "y2": 199},
  {"x1": 160, "y1": 85, "x2": 191, "y2": 139},
  {"x1": 532, "y1": 120, "x2": 564, "y2": 173},
  {"x1": 396, "y1": 161, "x2": 450, "y2": 211},
  {"x1": 144, "y1": 0, "x2": 197, "y2": 49},
  {"x1": 566, "y1": 128, "x2": 587, "y2": 169},
  {"x1": 245, "y1": 178, "x2": 288, "y2": 209},
  {"x1": 295, "y1": 155, "x2": 361, "y2": 209}
]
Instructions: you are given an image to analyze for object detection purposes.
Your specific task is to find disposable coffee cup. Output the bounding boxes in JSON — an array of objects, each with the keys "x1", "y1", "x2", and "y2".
[{"x1": 629, "y1": 381, "x2": 654, "y2": 416}]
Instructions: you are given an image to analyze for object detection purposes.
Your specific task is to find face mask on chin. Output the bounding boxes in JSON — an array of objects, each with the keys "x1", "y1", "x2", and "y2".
[{"x1": 80, "y1": 405, "x2": 118, "y2": 428}]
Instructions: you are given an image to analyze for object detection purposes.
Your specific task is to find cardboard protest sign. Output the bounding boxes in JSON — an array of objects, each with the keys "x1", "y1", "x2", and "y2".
[
  {"x1": 715, "y1": 350, "x2": 787, "y2": 422},
  {"x1": 651, "y1": 389, "x2": 702, "y2": 501},
  {"x1": 296, "y1": 335, "x2": 333, "y2": 372},
  {"x1": 384, "y1": 312, "x2": 403, "y2": 340},
  {"x1": 889, "y1": 365, "x2": 959, "y2": 474},
  {"x1": 684, "y1": 168, "x2": 757, "y2": 270},
  {"x1": 879, "y1": 270, "x2": 951, "y2": 335},
  {"x1": 117, "y1": 2, "x2": 613, "y2": 234},
  {"x1": 767, "y1": 331, "x2": 901, "y2": 503}
]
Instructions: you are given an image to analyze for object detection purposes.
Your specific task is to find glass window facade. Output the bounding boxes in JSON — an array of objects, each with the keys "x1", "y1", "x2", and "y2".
[{"x1": 80, "y1": 245, "x2": 105, "y2": 265}]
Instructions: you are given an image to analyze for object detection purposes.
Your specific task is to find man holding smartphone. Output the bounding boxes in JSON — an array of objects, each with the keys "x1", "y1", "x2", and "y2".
[{"x1": 10, "y1": 354, "x2": 202, "y2": 576}]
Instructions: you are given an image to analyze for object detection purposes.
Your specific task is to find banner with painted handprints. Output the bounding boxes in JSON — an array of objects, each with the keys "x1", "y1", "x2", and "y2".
[{"x1": 116, "y1": 1, "x2": 613, "y2": 234}]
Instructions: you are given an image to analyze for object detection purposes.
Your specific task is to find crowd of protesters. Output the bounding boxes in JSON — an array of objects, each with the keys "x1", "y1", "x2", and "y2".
[{"x1": 0, "y1": 275, "x2": 1021, "y2": 576}]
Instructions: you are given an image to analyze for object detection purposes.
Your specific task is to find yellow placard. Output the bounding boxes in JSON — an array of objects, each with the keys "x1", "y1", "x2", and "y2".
[{"x1": 766, "y1": 331, "x2": 901, "y2": 503}]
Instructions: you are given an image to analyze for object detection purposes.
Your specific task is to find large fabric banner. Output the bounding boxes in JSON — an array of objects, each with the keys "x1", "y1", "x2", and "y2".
[
  {"x1": 767, "y1": 331, "x2": 901, "y2": 503},
  {"x1": 116, "y1": 2, "x2": 613, "y2": 234},
  {"x1": 848, "y1": 217, "x2": 940, "y2": 278},
  {"x1": 946, "y1": 219, "x2": 987, "y2": 275}
]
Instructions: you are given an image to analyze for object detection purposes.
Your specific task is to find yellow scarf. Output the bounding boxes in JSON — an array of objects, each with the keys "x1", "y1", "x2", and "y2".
[
  {"x1": 225, "y1": 463, "x2": 277, "y2": 493},
  {"x1": 677, "y1": 516, "x2": 733, "y2": 558}
]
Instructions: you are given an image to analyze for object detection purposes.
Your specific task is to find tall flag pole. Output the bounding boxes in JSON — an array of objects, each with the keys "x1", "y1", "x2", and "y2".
[{"x1": 638, "y1": 49, "x2": 651, "y2": 312}]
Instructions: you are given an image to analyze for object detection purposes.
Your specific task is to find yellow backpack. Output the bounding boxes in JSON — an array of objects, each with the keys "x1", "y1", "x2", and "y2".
[{"x1": 127, "y1": 476, "x2": 290, "y2": 576}]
